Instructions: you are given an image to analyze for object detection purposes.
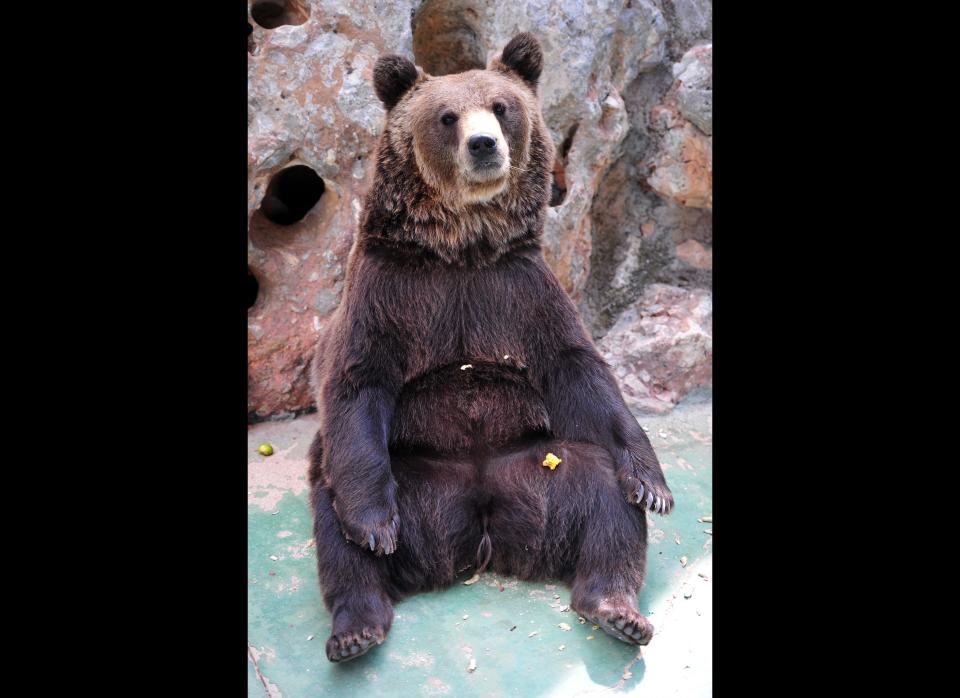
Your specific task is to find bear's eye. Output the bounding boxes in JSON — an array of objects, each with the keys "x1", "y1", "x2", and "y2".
[
  {"x1": 440, "y1": 113, "x2": 458, "y2": 126},
  {"x1": 492, "y1": 102, "x2": 506, "y2": 116}
]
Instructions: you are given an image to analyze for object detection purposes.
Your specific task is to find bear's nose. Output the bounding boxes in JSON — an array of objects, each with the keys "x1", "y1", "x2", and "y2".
[{"x1": 468, "y1": 134, "x2": 498, "y2": 157}]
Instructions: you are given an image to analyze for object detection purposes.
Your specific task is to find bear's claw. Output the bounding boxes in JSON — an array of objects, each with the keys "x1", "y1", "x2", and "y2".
[
  {"x1": 360, "y1": 512, "x2": 399, "y2": 556},
  {"x1": 622, "y1": 477, "x2": 674, "y2": 514},
  {"x1": 335, "y1": 502, "x2": 401, "y2": 556}
]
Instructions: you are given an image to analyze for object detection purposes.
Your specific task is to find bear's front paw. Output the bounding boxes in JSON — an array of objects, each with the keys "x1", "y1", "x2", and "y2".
[
  {"x1": 333, "y1": 498, "x2": 401, "y2": 556},
  {"x1": 618, "y1": 472, "x2": 674, "y2": 515}
]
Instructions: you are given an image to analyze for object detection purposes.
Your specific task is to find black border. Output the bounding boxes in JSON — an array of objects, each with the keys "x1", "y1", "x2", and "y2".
[{"x1": 35, "y1": 2, "x2": 896, "y2": 693}]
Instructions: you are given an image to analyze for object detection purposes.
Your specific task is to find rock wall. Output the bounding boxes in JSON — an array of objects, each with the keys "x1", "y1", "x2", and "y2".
[{"x1": 247, "y1": 0, "x2": 712, "y2": 420}]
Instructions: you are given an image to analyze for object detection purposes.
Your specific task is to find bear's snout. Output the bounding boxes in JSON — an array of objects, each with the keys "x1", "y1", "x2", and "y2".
[
  {"x1": 460, "y1": 109, "x2": 508, "y2": 184},
  {"x1": 468, "y1": 134, "x2": 498, "y2": 159}
]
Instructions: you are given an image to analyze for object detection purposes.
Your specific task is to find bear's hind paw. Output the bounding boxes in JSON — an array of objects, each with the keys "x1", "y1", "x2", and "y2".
[
  {"x1": 575, "y1": 602, "x2": 654, "y2": 646},
  {"x1": 325, "y1": 625, "x2": 387, "y2": 662}
]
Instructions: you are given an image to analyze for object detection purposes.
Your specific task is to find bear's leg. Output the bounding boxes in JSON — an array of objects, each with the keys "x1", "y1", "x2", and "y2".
[
  {"x1": 312, "y1": 480, "x2": 395, "y2": 663},
  {"x1": 484, "y1": 439, "x2": 654, "y2": 645},
  {"x1": 311, "y1": 435, "x2": 482, "y2": 662}
]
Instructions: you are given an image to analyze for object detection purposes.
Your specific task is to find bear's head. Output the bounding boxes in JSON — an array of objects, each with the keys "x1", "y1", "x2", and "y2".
[{"x1": 364, "y1": 33, "x2": 555, "y2": 261}]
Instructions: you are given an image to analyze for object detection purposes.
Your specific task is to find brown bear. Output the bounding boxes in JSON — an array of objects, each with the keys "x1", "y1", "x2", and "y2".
[{"x1": 307, "y1": 33, "x2": 673, "y2": 663}]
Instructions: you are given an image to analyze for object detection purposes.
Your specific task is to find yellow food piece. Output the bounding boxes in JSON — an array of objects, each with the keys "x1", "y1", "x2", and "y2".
[
  {"x1": 258, "y1": 443, "x2": 274, "y2": 456},
  {"x1": 542, "y1": 452, "x2": 562, "y2": 470}
]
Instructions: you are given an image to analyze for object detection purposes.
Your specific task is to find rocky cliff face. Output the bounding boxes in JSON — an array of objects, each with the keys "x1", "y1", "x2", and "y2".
[{"x1": 248, "y1": 0, "x2": 712, "y2": 420}]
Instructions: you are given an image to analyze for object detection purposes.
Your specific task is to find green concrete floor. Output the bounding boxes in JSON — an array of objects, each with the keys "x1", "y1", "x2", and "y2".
[{"x1": 248, "y1": 390, "x2": 712, "y2": 697}]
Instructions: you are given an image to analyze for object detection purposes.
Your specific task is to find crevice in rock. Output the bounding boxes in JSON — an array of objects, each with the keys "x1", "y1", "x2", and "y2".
[
  {"x1": 250, "y1": 0, "x2": 310, "y2": 30},
  {"x1": 580, "y1": 66, "x2": 712, "y2": 338},
  {"x1": 560, "y1": 123, "x2": 579, "y2": 160},
  {"x1": 258, "y1": 165, "x2": 325, "y2": 226},
  {"x1": 583, "y1": 155, "x2": 712, "y2": 339},
  {"x1": 550, "y1": 123, "x2": 580, "y2": 206},
  {"x1": 247, "y1": 22, "x2": 256, "y2": 54},
  {"x1": 411, "y1": 0, "x2": 487, "y2": 75},
  {"x1": 549, "y1": 157, "x2": 567, "y2": 207},
  {"x1": 247, "y1": 267, "x2": 260, "y2": 310}
]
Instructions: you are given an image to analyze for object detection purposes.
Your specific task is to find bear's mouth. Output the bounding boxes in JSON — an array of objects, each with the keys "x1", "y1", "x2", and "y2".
[
  {"x1": 461, "y1": 174, "x2": 509, "y2": 203},
  {"x1": 464, "y1": 158, "x2": 508, "y2": 184}
]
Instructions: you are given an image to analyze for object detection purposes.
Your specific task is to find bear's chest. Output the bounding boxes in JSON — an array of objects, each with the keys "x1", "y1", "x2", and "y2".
[{"x1": 397, "y1": 258, "x2": 537, "y2": 378}]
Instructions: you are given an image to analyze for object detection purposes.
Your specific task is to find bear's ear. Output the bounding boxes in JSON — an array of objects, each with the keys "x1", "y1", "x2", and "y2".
[
  {"x1": 373, "y1": 54, "x2": 420, "y2": 110},
  {"x1": 492, "y1": 32, "x2": 543, "y2": 90}
]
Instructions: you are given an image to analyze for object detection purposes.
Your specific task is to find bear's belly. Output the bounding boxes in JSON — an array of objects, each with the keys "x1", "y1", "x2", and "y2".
[{"x1": 388, "y1": 361, "x2": 550, "y2": 455}]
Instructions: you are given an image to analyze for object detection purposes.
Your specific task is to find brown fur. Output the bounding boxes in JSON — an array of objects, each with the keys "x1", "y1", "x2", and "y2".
[{"x1": 308, "y1": 33, "x2": 673, "y2": 663}]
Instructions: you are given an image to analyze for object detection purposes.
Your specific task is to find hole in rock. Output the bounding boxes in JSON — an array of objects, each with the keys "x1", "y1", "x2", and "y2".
[
  {"x1": 258, "y1": 165, "x2": 325, "y2": 225},
  {"x1": 250, "y1": 0, "x2": 310, "y2": 30},
  {"x1": 412, "y1": 0, "x2": 486, "y2": 76}
]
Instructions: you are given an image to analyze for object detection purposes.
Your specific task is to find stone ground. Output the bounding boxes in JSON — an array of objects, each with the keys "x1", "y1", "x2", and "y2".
[{"x1": 248, "y1": 390, "x2": 712, "y2": 697}]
